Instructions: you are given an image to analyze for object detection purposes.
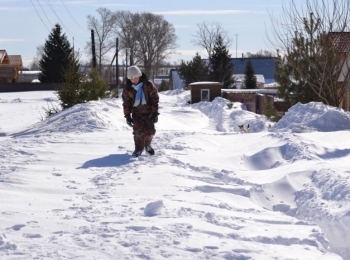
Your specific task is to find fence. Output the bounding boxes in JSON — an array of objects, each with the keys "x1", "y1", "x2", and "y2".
[{"x1": 0, "y1": 83, "x2": 118, "y2": 93}]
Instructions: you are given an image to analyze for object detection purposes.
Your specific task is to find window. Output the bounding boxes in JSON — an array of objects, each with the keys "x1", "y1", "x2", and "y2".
[{"x1": 201, "y1": 89, "x2": 210, "y2": 101}]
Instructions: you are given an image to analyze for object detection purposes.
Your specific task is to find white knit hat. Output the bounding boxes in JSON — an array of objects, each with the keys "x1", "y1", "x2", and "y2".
[{"x1": 127, "y1": 65, "x2": 142, "y2": 79}]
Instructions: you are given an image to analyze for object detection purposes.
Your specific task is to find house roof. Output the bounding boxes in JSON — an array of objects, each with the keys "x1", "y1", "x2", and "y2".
[
  {"x1": 8, "y1": 55, "x2": 23, "y2": 67},
  {"x1": 230, "y1": 57, "x2": 276, "y2": 82},
  {"x1": 329, "y1": 32, "x2": 350, "y2": 53},
  {"x1": 0, "y1": 50, "x2": 9, "y2": 64}
]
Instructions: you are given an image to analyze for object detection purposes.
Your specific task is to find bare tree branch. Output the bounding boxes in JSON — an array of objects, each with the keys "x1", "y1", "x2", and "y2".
[
  {"x1": 268, "y1": 0, "x2": 350, "y2": 107},
  {"x1": 86, "y1": 7, "x2": 116, "y2": 73},
  {"x1": 191, "y1": 21, "x2": 232, "y2": 59},
  {"x1": 115, "y1": 11, "x2": 178, "y2": 76}
]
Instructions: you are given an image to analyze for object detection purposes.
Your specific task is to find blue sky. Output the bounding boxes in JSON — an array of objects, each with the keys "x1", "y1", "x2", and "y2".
[{"x1": 1, "y1": 0, "x2": 289, "y2": 67}]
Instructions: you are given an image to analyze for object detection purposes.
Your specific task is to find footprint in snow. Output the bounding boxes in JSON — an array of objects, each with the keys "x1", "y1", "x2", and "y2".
[{"x1": 8, "y1": 224, "x2": 26, "y2": 231}]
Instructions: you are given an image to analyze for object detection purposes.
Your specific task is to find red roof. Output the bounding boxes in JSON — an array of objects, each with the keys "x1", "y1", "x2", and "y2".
[{"x1": 329, "y1": 32, "x2": 350, "y2": 53}]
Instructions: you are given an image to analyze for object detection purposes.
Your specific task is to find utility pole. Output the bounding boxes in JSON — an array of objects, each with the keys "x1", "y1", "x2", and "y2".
[
  {"x1": 130, "y1": 48, "x2": 133, "y2": 66},
  {"x1": 91, "y1": 30, "x2": 97, "y2": 69},
  {"x1": 235, "y1": 34, "x2": 238, "y2": 58},
  {"x1": 125, "y1": 48, "x2": 128, "y2": 80},
  {"x1": 116, "y1": 38, "x2": 119, "y2": 86}
]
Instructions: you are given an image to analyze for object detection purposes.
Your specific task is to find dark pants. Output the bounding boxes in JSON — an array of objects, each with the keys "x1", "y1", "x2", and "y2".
[{"x1": 131, "y1": 112, "x2": 156, "y2": 150}]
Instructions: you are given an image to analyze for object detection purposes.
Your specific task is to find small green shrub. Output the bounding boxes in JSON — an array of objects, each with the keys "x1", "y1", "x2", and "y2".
[
  {"x1": 79, "y1": 69, "x2": 110, "y2": 102},
  {"x1": 40, "y1": 102, "x2": 61, "y2": 120},
  {"x1": 263, "y1": 96, "x2": 282, "y2": 122},
  {"x1": 56, "y1": 64, "x2": 110, "y2": 110},
  {"x1": 158, "y1": 80, "x2": 170, "y2": 92}
]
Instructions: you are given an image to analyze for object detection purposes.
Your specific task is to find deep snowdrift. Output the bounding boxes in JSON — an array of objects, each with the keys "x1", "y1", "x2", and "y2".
[{"x1": 1, "y1": 90, "x2": 350, "y2": 259}]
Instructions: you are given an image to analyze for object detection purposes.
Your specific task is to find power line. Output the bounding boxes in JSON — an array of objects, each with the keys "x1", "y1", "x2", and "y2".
[
  {"x1": 36, "y1": 0, "x2": 54, "y2": 28},
  {"x1": 45, "y1": 0, "x2": 88, "y2": 41},
  {"x1": 30, "y1": 0, "x2": 90, "y2": 58},
  {"x1": 29, "y1": 0, "x2": 52, "y2": 33},
  {"x1": 30, "y1": 0, "x2": 70, "y2": 57},
  {"x1": 60, "y1": 0, "x2": 89, "y2": 33},
  {"x1": 44, "y1": 0, "x2": 91, "y2": 57}
]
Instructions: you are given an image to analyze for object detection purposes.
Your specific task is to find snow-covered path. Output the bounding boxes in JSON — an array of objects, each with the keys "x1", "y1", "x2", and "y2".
[{"x1": 1, "y1": 90, "x2": 349, "y2": 259}]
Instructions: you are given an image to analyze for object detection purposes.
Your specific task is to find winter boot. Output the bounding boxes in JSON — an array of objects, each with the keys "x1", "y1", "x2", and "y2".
[
  {"x1": 145, "y1": 145, "x2": 155, "y2": 156},
  {"x1": 132, "y1": 148, "x2": 143, "y2": 157}
]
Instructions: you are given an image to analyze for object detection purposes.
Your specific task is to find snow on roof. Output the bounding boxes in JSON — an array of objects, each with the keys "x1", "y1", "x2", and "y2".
[
  {"x1": 222, "y1": 89, "x2": 278, "y2": 94},
  {"x1": 189, "y1": 81, "x2": 221, "y2": 85},
  {"x1": 264, "y1": 82, "x2": 279, "y2": 89},
  {"x1": 20, "y1": 70, "x2": 41, "y2": 75},
  {"x1": 232, "y1": 74, "x2": 265, "y2": 84}
]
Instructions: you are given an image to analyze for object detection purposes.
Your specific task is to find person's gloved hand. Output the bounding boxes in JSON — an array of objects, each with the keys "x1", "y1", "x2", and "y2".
[
  {"x1": 149, "y1": 111, "x2": 159, "y2": 123},
  {"x1": 125, "y1": 114, "x2": 133, "y2": 127}
]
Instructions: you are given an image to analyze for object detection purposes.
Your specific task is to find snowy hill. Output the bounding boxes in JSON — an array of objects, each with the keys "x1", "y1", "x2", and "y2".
[{"x1": 0, "y1": 90, "x2": 350, "y2": 259}]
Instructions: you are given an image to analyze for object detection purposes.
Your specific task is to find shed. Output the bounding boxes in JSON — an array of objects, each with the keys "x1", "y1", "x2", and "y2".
[
  {"x1": 189, "y1": 82, "x2": 223, "y2": 104},
  {"x1": 222, "y1": 89, "x2": 278, "y2": 114}
]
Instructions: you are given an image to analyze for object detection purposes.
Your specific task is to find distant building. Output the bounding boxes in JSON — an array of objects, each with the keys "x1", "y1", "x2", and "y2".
[
  {"x1": 189, "y1": 82, "x2": 285, "y2": 115},
  {"x1": 189, "y1": 82, "x2": 223, "y2": 103},
  {"x1": 330, "y1": 32, "x2": 350, "y2": 111},
  {"x1": 230, "y1": 56, "x2": 276, "y2": 85},
  {"x1": 169, "y1": 69, "x2": 185, "y2": 90},
  {"x1": 232, "y1": 74, "x2": 265, "y2": 89},
  {"x1": 18, "y1": 70, "x2": 42, "y2": 83},
  {"x1": 0, "y1": 50, "x2": 23, "y2": 83},
  {"x1": 151, "y1": 75, "x2": 170, "y2": 86}
]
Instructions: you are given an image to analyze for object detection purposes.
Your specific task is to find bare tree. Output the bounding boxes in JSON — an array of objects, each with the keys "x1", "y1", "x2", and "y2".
[
  {"x1": 114, "y1": 11, "x2": 140, "y2": 65},
  {"x1": 30, "y1": 45, "x2": 44, "y2": 70},
  {"x1": 86, "y1": 7, "x2": 117, "y2": 73},
  {"x1": 192, "y1": 21, "x2": 232, "y2": 59},
  {"x1": 269, "y1": 0, "x2": 350, "y2": 107},
  {"x1": 114, "y1": 11, "x2": 178, "y2": 77},
  {"x1": 246, "y1": 49, "x2": 276, "y2": 58}
]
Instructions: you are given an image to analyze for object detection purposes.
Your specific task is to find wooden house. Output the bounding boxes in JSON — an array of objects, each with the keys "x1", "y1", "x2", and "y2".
[
  {"x1": 189, "y1": 82, "x2": 223, "y2": 103},
  {"x1": 0, "y1": 50, "x2": 23, "y2": 83},
  {"x1": 329, "y1": 32, "x2": 350, "y2": 111}
]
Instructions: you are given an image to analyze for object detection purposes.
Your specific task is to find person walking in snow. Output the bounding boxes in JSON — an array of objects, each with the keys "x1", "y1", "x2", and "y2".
[{"x1": 122, "y1": 65, "x2": 159, "y2": 157}]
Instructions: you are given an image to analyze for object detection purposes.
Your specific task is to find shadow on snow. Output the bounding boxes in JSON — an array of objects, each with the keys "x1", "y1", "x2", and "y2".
[{"x1": 78, "y1": 153, "x2": 131, "y2": 168}]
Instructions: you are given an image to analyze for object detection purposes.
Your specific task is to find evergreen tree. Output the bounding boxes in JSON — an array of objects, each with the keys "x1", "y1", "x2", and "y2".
[
  {"x1": 273, "y1": 11, "x2": 342, "y2": 107},
  {"x1": 39, "y1": 24, "x2": 73, "y2": 83},
  {"x1": 56, "y1": 55, "x2": 83, "y2": 110},
  {"x1": 79, "y1": 69, "x2": 110, "y2": 102},
  {"x1": 263, "y1": 96, "x2": 282, "y2": 122},
  {"x1": 209, "y1": 35, "x2": 234, "y2": 89},
  {"x1": 275, "y1": 51, "x2": 325, "y2": 109},
  {"x1": 243, "y1": 60, "x2": 257, "y2": 89},
  {"x1": 158, "y1": 80, "x2": 170, "y2": 92},
  {"x1": 177, "y1": 52, "x2": 209, "y2": 86}
]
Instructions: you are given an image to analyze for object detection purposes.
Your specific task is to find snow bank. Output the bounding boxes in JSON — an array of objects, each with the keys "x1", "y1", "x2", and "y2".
[
  {"x1": 192, "y1": 97, "x2": 273, "y2": 132},
  {"x1": 270, "y1": 102, "x2": 350, "y2": 133},
  {"x1": 13, "y1": 98, "x2": 129, "y2": 136}
]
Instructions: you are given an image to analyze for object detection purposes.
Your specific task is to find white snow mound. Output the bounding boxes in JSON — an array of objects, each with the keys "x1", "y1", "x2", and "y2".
[{"x1": 270, "y1": 102, "x2": 350, "y2": 133}]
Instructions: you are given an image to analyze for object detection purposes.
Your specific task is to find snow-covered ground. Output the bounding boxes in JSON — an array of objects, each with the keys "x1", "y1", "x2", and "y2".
[{"x1": 1, "y1": 90, "x2": 350, "y2": 260}]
